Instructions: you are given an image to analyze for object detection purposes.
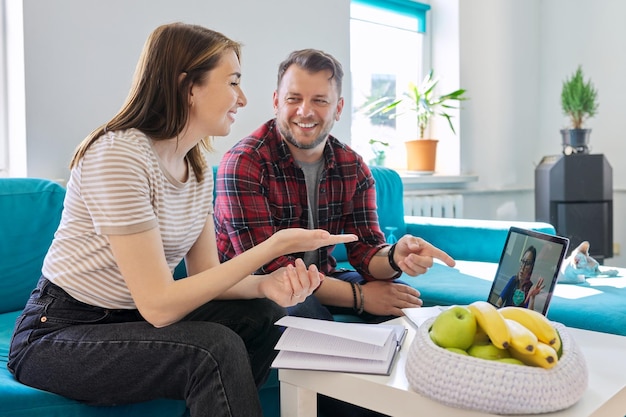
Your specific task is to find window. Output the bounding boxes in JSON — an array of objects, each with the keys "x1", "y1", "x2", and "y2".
[
  {"x1": 350, "y1": 0, "x2": 430, "y2": 170},
  {"x1": 0, "y1": 0, "x2": 27, "y2": 177},
  {"x1": 0, "y1": 2, "x2": 8, "y2": 175}
]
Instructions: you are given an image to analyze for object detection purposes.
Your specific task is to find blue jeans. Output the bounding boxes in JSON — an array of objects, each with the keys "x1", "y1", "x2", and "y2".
[{"x1": 8, "y1": 277, "x2": 286, "y2": 417}]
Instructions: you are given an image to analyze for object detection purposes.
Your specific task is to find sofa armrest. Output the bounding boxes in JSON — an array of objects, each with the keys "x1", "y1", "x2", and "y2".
[{"x1": 405, "y1": 216, "x2": 556, "y2": 263}]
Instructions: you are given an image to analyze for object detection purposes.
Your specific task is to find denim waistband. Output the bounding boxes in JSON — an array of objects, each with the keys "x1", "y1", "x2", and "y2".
[
  {"x1": 38, "y1": 276, "x2": 72, "y2": 299},
  {"x1": 37, "y1": 276, "x2": 142, "y2": 319}
]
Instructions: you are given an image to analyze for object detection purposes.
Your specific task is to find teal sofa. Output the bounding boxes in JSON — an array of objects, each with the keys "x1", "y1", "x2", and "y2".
[
  {"x1": 0, "y1": 178, "x2": 188, "y2": 417},
  {"x1": 1, "y1": 166, "x2": 623, "y2": 416}
]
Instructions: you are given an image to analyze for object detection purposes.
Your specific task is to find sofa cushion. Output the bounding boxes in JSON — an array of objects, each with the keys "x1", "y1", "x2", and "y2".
[
  {"x1": 0, "y1": 179, "x2": 191, "y2": 416},
  {"x1": 369, "y1": 166, "x2": 406, "y2": 237},
  {"x1": 0, "y1": 179, "x2": 65, "y2": 314},
  {"x1": 406, "y1": 217, "x2": 556, "y2": 263},
  {"x1": 332, "y1": 166, "x2": 406, "y2": 262},
  {"x1": 0, "y1": 175, "x2": 280, "y2": 416},
  {"x1": 0, "y1": 307, "x2": 190, "y2": 417},
  {"x1": 402, "y1": 261, "x2": 626, "y2": 336}
]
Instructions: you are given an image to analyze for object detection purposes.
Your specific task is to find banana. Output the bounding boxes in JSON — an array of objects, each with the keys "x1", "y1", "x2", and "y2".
[
  {"x1": 509, "y1": 341, "x2": 559, "y2": 369},
  {"x1": 504, "y1": 318, "x2": 538, "y2": 355},
  {"x1": 498, "y1": 306, "x2": 558, "y2": 346},
  {"x1": 553, "y1": 328, "x2": 563, "y2": 359},
  {"x1": 467, "y1": 301, "x2": 511, "y2": 349}
]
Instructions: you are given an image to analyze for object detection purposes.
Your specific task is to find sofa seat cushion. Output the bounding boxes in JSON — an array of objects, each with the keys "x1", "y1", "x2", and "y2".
[
  {"x1": 0, "y1": 310, "x2": 188, "y2": 417},
  {"x1": 402, "y1": 261, "x2": 496, "y2": 307},
  {"x1": 0, "y1": 309, "x2": 281, "y2": 417},
  {"x1": 0, "y1": 179, "x2": 65, "y2": 314},
  {"x1": 398, "y1": 261, "x2": 626, "y2": 337}
]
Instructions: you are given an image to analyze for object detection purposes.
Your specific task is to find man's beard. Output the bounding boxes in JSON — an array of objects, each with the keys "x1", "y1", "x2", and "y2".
[{"x1": 278, "y1": 119, "x2": 332, "y2": 150}]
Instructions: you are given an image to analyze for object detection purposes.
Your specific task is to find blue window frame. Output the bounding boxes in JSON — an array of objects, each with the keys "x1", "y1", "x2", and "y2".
[{"x1": 352, "y1": 0, "x2": 430, "y2": 32}]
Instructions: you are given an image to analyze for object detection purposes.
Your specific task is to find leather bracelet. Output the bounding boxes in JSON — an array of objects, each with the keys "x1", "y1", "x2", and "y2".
[
  {"x1": 355, "y1": 282, "x2": 365, "y2": 315},
  {"x1": 350, "y1": 281, "x2": 358, "y2": 311},
  {"x1": 388, "y1": 243, "x2": 402, "y2": 272}
]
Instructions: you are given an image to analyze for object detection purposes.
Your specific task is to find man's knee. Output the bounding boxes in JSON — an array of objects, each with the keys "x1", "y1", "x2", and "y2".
[{"x1": 287, "y1": 295, "x2": 333, "y2": 320}]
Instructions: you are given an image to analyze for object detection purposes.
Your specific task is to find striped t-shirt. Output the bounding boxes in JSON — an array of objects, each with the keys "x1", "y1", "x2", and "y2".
[{"x1": 42, "y1": 128, "x2": 214, "y2": 309}]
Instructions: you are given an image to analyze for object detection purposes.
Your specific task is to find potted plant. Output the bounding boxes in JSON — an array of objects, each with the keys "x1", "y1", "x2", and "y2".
[
  {"x1": 560, "y1": 65, "x2": 598, "y2": 154},
  {"x1": 364, "y1": 70, "x2": 467, "y2": 171}
]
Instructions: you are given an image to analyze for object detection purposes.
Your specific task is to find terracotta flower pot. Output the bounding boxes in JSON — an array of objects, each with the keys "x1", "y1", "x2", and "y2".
[{"x1": 405, "y1": 139, "x2": 438, "y2": 172}]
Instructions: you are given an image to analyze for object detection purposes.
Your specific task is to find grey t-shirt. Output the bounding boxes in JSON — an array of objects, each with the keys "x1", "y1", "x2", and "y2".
[{"x1": 297, "y1": 158, "x2": 324, "y2": 267}]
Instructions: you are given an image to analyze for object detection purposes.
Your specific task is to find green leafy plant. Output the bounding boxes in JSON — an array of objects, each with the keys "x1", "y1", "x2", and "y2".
[
  {"x1": 363, "y1": 70, "x2": 468, "y2": 139},
  {"x1": 368, "y1": 138, "x2": 389, "y2": 166},
  {"x1": 561, "y1": 65, "x2": 598, "y2": 129}
]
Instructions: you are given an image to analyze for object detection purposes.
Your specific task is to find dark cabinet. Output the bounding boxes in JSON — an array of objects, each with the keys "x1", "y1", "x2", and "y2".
[{"x1": 535, "y1": 154, "x2": 613, "y2": 262}]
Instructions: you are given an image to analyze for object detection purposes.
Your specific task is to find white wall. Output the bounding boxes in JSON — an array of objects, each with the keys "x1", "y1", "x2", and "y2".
[
  {"x1": 457, "y1": 0, "x2": 626, "y2": 266},
  {"x1": 538, "y1": 0, "x2": 626, "y2": 267},
  {"x1": 21, "y1": 0, "x2": 351, "y2": 180},
  {"x1": 459, "y1": 0, "x2": 542, "y2": 189}
]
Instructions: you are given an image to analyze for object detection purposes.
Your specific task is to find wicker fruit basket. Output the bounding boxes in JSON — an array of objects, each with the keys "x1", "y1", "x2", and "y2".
[{"x1": 405, "y1": 317, "x2": 588, "y2": 415}]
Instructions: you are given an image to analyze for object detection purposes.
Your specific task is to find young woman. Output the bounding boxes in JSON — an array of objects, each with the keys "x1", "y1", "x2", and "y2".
[{"x1": 8, "y1": 23, "x2": 356, "y2": 417}]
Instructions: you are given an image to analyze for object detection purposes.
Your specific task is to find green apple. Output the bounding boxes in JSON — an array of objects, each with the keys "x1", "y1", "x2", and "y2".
[
  {"x1": 429, "y1": 305, "x2": 477, "y2": 350},
  {"x1": 446, "y1": 347, "x2": 469, "y2": 356},
  {"x1": 473, "y1": 327, "x2": 490, "y2": 345},
  {"x1": 497, "y1": 357, "x2": 524, "y2": 365},
  {"x1": 468, "y1": 342, "x2": 511, "y2": 360}
]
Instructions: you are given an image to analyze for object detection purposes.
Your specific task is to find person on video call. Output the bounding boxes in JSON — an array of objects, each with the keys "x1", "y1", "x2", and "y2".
[
  {"x1": 496, "y1": 245, "x2": 545, "y2": 310},
  {"x1": 214, "y1": 48, "x2": 455, "y2": 325}
]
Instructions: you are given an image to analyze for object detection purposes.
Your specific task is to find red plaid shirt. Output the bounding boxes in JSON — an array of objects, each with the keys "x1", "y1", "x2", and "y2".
[{"x1": 214, "y1": 119, "x2": 387, "y2": 280}]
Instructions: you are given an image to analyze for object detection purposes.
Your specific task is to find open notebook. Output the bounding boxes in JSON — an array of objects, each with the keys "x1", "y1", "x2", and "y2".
[
  {"x1": 405, "y1": 227, "x2": 569, "y2": 326},
  {"x1": 271, "y1": 316, "x2": 407, "y2": 375}
]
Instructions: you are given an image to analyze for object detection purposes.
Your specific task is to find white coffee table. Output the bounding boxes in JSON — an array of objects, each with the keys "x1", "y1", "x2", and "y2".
[{"x1": 279, "y1": 317, "x2": 626, "y2": 417}]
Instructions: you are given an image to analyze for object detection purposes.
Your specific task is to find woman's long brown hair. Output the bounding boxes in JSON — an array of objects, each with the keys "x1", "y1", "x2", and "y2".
[{"x1": 70, "y1": 22, "x2": 241, "y2": 182}]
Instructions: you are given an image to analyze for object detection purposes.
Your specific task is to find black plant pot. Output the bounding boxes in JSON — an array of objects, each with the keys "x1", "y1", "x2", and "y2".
[{"x1": 560, "y1": 128, "x2": 591, "y2": 154}]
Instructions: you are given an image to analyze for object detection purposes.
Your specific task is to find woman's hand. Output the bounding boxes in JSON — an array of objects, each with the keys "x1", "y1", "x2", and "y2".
[
  {"x1": 270, "y1": 228, "x2": 358, "y2": 256},
  {"x1": 260, "y1": 258, "x2": 325, "y2": 307},
  {"x1": 527, "y1": 276, "x2": 545, "y2": 298},
  {"x1": 524, "y1": 276, "x2": 545, "y2": 310}
]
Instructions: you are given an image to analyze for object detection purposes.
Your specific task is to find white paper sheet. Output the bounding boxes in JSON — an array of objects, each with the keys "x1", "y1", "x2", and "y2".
[{"x1": 402, "y1": 306, "x2": 445, "y2": 328}]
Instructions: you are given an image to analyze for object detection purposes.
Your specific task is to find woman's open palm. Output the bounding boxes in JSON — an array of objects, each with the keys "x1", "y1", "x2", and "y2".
[{"x1": 272, "y1": 228, "x2": 357, "y2": 253}]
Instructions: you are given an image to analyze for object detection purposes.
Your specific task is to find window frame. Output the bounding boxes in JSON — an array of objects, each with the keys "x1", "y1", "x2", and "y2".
[{"x1": 352, "y1": 0, "x2": 430, "y2": 33}]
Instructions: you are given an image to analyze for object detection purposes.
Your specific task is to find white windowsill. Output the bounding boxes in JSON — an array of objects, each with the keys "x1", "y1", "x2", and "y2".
[{"x1": 399, "y1": 171, "x2": 478, "y2": 191}]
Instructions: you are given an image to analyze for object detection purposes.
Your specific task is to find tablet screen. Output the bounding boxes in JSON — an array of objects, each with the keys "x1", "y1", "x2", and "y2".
[{"x1": 487, "y1": 227, "x2": 569, "y2": 315}]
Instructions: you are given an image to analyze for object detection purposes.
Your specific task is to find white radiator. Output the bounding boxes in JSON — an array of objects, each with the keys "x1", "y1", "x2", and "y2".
[{"x1": 403, "y1": 193, "x2": 464, "y2": 218}]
